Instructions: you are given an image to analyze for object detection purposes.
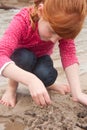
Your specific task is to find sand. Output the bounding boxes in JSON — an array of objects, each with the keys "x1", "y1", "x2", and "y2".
[
  {"x1": 0, "y1": 1, "x2": 87, "y2": 130},
  {"x1": 0, "y1": 88, "x2": 87, "y2": 130}
]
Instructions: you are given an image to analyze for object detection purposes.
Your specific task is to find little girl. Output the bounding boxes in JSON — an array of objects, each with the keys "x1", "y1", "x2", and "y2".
[{"x1": 0, "y1": 0, "x2": 87, "y2": 107}]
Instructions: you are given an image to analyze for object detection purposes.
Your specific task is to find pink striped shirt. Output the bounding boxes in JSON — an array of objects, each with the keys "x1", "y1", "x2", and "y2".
[{"x1": 0, "y1": 8, "x2": 78, "y2": 73}]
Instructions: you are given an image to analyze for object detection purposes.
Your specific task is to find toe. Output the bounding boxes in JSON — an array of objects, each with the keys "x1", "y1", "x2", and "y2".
[
  {"x1": 11, "y1": 102, "x2": 15, "y2": 107},
  {"x1": 0, "y1": 100, "x2": 2, "y2": 103},
  {"x1": 60, "y1": 90, "x2": 65, "y2": 95},
  {"x1": 0, "y1": 100, "x2": 6, "y2": 106},
  {"x1": 0, "y1": 100, "x2": 4, "y2": 104},
  {"x1": 10, "y1": 99, "x2": 16, "y2": 107},
  {"x1": 67, "y1": 86, "x2": 71, "y2": 92},
  {"x1": 0, "y1": 100, "x2": 11, "y2": 107},
  {"x1": 4, "y1": 102, "x2": 11, "y2": 107},
  {"x1": 64, "y1": 85, "x2": 70, "y2": 93}
]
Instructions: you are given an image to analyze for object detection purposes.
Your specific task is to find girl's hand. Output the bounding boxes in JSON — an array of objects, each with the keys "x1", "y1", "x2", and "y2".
[
  {"x1": 28, "y1": 75, "x2": 52, "y2": 107},
  {"x1": 72, "y1": 92, "x2": 87, "y2": 106}
]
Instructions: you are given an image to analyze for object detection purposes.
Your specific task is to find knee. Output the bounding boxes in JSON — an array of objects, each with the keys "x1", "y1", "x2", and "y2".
[
  {"x1": 34, "y1": 67, "x2": 58, "y2": 87},
  {"x1": 11, "y1": 48, "x2": 37, "y2": 72},
  {"x1": 33, "y1": 55, "x2": 58, "y2": 87}
]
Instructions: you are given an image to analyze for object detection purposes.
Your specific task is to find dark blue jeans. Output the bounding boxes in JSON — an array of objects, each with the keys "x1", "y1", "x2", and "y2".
[{"x1": 11, "y1": 48, "x2": 58, "y2": 87}]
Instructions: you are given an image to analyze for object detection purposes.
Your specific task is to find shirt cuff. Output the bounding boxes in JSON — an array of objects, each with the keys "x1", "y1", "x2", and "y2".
[{"x1": 0, "y1": 61, "x2": 14, "y2": 76}]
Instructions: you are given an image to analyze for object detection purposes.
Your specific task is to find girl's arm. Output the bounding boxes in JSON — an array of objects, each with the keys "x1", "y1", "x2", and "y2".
[
  {"x1": 2, "y1": 62, "x2": 51, "y2": 106},
  {"x1": 65, "y1": 63, "x2": 81, "y2": 99},
  {"x1": 59, "y1": 39, "x2": 87, "y2": 105},
  {"x1": 65, "y1": 63, "x2": 87, "y2": 105}
]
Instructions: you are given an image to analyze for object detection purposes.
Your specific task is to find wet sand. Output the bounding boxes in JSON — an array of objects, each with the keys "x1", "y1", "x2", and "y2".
[{"x1": 0, "y1": 1, "x2": 87, "y2": 130}]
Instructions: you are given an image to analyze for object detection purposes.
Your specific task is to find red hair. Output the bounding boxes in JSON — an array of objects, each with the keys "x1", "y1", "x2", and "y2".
[
  {"x1": 30, "y1": 0, "x2": 87, "y2": 39},
  {"x1": 42, "y1": 0, "x2": 87, "y2": 39},
  {"x1": 30, "y1": 0, "x2": 44, "y2": 28}
]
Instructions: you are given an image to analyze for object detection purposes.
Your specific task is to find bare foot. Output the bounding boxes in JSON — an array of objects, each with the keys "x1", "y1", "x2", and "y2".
[
  {"x1": 0, "y1": 80, "x2": 18, "y2": 107},
  {"x1": 48, "y1": 83, "x2": 70, "y2": 95},
  {"x1": 0, "y1": 88, "x2": 17, "y2": 107}
]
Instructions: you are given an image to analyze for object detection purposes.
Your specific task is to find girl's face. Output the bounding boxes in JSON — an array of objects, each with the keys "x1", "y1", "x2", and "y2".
[{"x1": 38, "y1": 17, "x2": 62, "y2": 43}]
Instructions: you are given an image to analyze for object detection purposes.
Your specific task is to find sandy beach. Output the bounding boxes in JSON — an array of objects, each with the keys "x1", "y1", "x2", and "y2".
[{"x1": 0, "y1": 1, "x2": 87, "y2": 130}]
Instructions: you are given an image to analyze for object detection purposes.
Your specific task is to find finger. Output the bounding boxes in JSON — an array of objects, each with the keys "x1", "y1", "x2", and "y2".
[
  {"x1": 38, "y1": 94, "x2": 47, "y2": 107},
  {"x1": 32, "y1": 94, "x2": 41, "y2": 106},
  {"x1": 43, "y1": 91, "x2": 52, "y2": 105},
  {"x1": 71, "y1": 97, "x2": 78, "y2": 102}
]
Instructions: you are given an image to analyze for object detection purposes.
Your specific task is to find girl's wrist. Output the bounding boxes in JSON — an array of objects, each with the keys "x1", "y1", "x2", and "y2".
[{"x1": 26, "y1": 73, "x2": 38, "y2": 86}]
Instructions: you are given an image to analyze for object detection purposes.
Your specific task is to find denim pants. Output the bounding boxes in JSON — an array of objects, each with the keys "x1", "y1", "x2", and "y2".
[{"x1": 11, "y1": 48, "x2": 58, "y2": 87}]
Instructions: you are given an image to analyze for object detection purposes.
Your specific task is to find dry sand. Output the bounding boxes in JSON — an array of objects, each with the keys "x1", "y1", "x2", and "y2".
[{"x1": 0, "y1": 1, "x2": 87, "y2": 130}]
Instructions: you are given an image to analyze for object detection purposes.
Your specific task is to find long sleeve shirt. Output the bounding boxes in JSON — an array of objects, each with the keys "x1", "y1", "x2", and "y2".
[{"x1": 0, "y1": 7, "x2": 78, "y2": 75}]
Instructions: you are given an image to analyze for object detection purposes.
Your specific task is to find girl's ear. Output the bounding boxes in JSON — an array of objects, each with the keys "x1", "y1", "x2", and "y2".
[{"x1": 38, "y1": 4, "x2": 43, "y2": 18}]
